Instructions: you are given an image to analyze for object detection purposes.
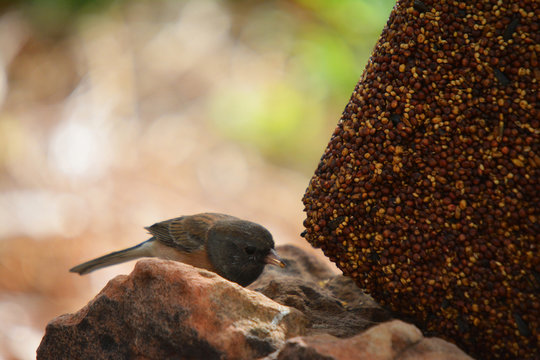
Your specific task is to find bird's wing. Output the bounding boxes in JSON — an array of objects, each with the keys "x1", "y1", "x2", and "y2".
[{"x1": 145, "y1": 213, "x2": 236, "y2": 253}]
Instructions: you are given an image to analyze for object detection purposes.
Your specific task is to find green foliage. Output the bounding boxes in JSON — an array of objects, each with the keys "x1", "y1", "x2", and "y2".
[
  {"x1": 211, "y1": 0, "x2": 396, "y2": 171},
  {"x1": 3, "y1": 0, "x2": 396, "y2": 172},
  {"x1": 1, "y1": 0, "x2": 120, "y2": 34}
]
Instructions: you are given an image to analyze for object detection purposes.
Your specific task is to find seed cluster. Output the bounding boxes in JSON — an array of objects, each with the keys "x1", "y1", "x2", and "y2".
[{"x1": 302, "y1": 0, "x2": 539, "y2": 359}]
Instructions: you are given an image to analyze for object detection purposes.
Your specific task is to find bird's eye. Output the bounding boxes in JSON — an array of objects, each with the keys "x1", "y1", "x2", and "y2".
[{"x1": 244, "y1": 246, "x2": 256, "y2": 255}]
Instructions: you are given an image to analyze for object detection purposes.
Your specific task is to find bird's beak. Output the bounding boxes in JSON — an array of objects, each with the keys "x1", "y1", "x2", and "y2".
[{"x1": 265, "y1": 249, "x2": 286, "y2": 268}]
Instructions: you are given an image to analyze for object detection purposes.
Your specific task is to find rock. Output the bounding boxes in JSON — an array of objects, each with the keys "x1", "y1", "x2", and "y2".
[
  {"x1": 38, "y1": 245, "x2": 473, "y2": 360},
  {"x1": 274, "y1": 320, "x2": 473, "y2": 360},
  {"x1": 251, "y1": 245, "x2": 337, "y2": 284},
  {"x1": 37, "y1": 259, "x2": 307, "y2": 360},
  {"x1": 250, "y1": 245, "x2": 391, "y2": 337}
]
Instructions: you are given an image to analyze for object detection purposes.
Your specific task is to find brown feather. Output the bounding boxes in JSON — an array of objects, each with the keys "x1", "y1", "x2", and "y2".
[{"x1": 146, "y1": 213, "x2": 237, "y2": 252}]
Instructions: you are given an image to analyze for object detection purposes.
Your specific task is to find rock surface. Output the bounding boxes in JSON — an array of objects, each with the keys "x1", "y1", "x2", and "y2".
[
  {"x1": 37, "y1": 258, "x2": 306, "y2": 360},
  {"x1": 273, "y1": 320, "x2": 473, "y2": 360},
  {"x1": 38, "y1": 246, "x2": 473, "y2": 359},
  {"x1": 250, "y1": 245, "x2": 391, "y2": 338}
]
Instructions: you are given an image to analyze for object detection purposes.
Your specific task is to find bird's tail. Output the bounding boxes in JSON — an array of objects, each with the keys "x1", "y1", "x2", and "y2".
[{"x1": 70, "y1": 239, "x2": 155, "y2": 275}]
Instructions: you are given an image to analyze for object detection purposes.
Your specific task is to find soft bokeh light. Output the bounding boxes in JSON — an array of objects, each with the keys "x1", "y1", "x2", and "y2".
[
  {"x1": 0, "y1": 0, "x2": 395, "y2": 358},
  {"x1": 0, "y1": 190, "x2": 89, "y2": 239},
  {"x1": 49, "y1": 120, "x2": 108, "y2": 178}
]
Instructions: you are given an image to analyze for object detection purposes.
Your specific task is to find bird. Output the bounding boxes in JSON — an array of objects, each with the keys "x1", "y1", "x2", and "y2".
[{"x1": 70, "y1": 213, "x2": 285, "y2": 286}]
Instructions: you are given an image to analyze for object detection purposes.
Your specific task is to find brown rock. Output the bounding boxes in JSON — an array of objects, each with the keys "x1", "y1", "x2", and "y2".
[
  {"x1": 37, "y1": 245, "x2": 472, "y2": 359},
  {"x1": 274, "y1": 320, "x2": 473, "y2": 360},
  {"x1": 37, "y1": 259, "x2": 306, "y2": 360},
  {"x1": 250, "y1": 245, "x2": 391, "y2": 338}
]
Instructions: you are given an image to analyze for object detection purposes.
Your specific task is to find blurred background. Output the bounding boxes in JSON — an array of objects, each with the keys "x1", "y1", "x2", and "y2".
[{"x1": 0, "y1": 0, "x2": 394, "y2": 358}]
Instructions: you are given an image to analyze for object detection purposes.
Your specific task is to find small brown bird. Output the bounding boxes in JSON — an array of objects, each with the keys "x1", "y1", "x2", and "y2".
[{"x1": 70, "y1": 213, "x2": 285, "y2": 286}]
